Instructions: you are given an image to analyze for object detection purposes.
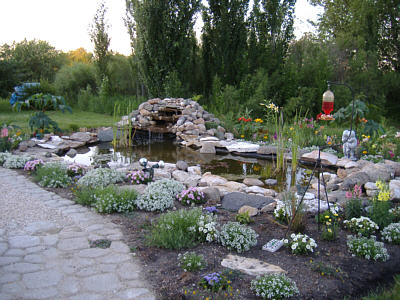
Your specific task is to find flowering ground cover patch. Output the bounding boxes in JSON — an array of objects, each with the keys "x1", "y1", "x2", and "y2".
[{"x1": 15, "y1": 168, "x2": 400, "y2": 300}]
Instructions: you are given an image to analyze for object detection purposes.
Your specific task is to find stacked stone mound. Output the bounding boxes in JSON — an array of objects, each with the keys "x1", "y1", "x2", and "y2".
[{"x1": 119, "y1": 98, "x2": 232, "y2": 142}]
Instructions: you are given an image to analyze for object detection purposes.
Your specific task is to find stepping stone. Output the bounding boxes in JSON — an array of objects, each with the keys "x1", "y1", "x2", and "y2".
[{"x1": 221, "y1": 254, "x2": 286, "y2": 276}]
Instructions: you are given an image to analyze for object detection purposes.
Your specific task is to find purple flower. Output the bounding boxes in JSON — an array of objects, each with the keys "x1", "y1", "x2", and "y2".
[{"x1": 204, "y1": 206, "x2": 218, "y2": 213}]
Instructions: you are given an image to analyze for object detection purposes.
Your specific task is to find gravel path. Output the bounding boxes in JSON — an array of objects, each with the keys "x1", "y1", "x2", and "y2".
[{"x1": 0, "y1": 167, "x2": 156, "y2": 300}]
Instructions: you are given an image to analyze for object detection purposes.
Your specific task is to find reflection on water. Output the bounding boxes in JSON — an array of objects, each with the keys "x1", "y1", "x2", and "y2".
[{"x1": 64, "y1": 140, "x2": 309, "y2": 191}]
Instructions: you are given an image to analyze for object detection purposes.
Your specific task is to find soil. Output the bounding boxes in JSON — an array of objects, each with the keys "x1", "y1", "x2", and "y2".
[{"x1": 17, "y1": 170, "x2": 400, "y2": 300}]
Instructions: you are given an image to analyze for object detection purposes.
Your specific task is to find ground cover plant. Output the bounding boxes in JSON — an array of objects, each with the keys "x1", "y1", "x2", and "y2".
[
  {"x1": 11, "y1": 166, "x2": 400, "y2": 299},
  {"x1": 34, "y1": 162, "x2": 72, "y2": 188},
  {"x1": 250, "y1": 274, "x2": 299, "y2": 300},
  {"x1": 77, "y1": 167, "x2": 125, "y2": 188},
  {"x1": 347, "y1": 235, "x2": 389, "y2": 262}
]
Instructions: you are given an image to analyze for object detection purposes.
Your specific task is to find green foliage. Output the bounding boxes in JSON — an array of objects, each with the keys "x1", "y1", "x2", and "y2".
[
  {"x1": 2, "y1": 154, "x2": 31, "y2": 169},
  {"x1": 93, "y1": 185, "x2": 137, "y2": 213},
  {"x1": 0, "y1": 59, "x2": 21, "y2": 97},
  {"x1": 369, "y1": 200, "x2": 393, "y2": 229},
  {"x1": 35, "y1": 162, "x2": 72, "y2": 188},
  {"x1": 54, "y1": 62, "x2": 97, "y2": 102},
  {"x1": 362, "y1": 120, "x2": 385, "y2": 137},
  {"x1": 0, "y1": 39, "x2": 66, "y2": 82},
  {"x1": 235, "y1": 211, "x2": 253, "y2": 225},
  {"x1": 126, "y1": 0, "x2": 201, "y2": 97},
  {"x1": 73, "y1": 186, "x2": 96, "y2": 206},
  {"x1": 177, "y1": 252, "x2": 206, "y2": 272},
  {"x1": 148, "y1": 208, "x2": 203, "y2": 249},
  {"x1": 362, "y1": 274, "x2": 400, "y2": 300},
  {"x1": 89, "y1": 0, "x2": 110, "y2": 81}
]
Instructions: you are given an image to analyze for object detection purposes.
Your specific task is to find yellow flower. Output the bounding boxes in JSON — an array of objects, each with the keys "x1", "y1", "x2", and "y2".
[
  {"x1": 362, "y1": 150, "x2": 367, "y2": 154},
  {"x1": 290, "y1": 127, "x2": 294, "y2": 131},
  {"x1": 193, "y1": 291, "x2": 196, "y2": 295},
  {"x1": 321, "y1": 272, "x2": 324, "y2": 276},
  {"x1": 16, "y1": 131, "x2": 21, "y2": 136},
  {"x1": 254, "y1": 118, "x2": 263, "y2": 123},
  {"x1": 240, "y1": 134, "x2": 245, "y2": 138},
  {"x1": 325, "y1": 215, "x2": 329, "y2": 218},
  {"x1": 184, "y1": 290, "x2": 187, "y2": 295},
  {"x1": 263, "y1": 135, "x2": 268, "y2": 139},
  {"x1": 328, "y1": 228, "x2": 332, "y2": 233},
  {"x1": 327, "y1": 141, "x2": 332, "y2": 145},
  {"x1": 334, "y1": 213, "x2": 338, "y2": 217},
  {"x1": 315, "y1": 130, "x2": 319, "y2": 135}
]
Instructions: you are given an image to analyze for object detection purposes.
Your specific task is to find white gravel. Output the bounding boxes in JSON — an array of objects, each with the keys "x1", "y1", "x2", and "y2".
[{"x1": 0, "y1": 168, "x2": 73, "y2": 235}]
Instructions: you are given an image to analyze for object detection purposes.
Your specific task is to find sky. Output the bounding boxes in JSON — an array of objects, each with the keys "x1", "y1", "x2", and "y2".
[{"x1": 0, "y1": 0, "x2": 323, "y2": 56}]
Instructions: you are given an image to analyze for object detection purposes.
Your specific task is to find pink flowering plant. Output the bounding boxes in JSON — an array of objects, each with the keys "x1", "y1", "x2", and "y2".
[
  {"x1": 176, "y1": 187, "x2": 206, "y2": 206},
  {"x1": 67, "y1": 163, "x2": 87, "y2": 177},
  {"x1": 127, "y1": 170, "x2": 152, "y2": 184},
  {"x1": 24, "y1": 159, "x2": 44, "y2": 172},
  {"x1": 344, "y1": 184, "x2": 364, "y2": 220}
]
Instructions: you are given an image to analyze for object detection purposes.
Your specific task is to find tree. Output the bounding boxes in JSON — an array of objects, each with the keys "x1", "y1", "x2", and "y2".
[
  {"x1": 89, "y1": 0, "x2": 111, "y2": 81},
  {"x1": 0, "y1": 39, "x2": 66, "y2": 82},
  {"x1": 67, "y1": 48, "x2": 93, "y2": 64},
  {"x1": 202, "y1": 0, "x2": 249, "y2": 92},
  {"x1": 125, "y1": 0, "x2": 201, "y2": 97}
]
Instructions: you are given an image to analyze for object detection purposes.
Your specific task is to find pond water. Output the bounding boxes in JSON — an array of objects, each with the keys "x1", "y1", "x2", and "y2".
[{"x1": 64, "y1": 140, "x2": 312, "y2": 192}]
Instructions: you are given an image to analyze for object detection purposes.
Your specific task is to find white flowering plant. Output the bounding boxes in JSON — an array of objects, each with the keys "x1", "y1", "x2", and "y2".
[
  {"x1": 0, "y1": 152, "x2": 11, "y2": 165},
  {"x1": 3, "y1": 154, "x2": 31, "y2": 169},
  {"x1": 381, "y1": 223, "x2": 400, "y2": 244},
  {"x1": 343, "y1": 216, "x2": 379, "y2": 237},
  {"x1": 136, "y1": 179, "x2": 184, "y2": 212},
  {"x1": 93, "y1": 185, "x2": 137, "y2": 214},
  {"x1": 347, "y1": 235, "x2": 389, "y2": 261},
  {"x1": 77, "y1": 167, "x2": 125, "y2": 188},
  {"x1": 189, "y1": 213, "x2": 218, "y2": 243},
  {"x1": 250, "y1": 274, "x2": 299, "y2": 300},
  {"x1": 283, "y1": 233, "x2": 317, "y2": 255},
  {"x1": 176, "y1": 187, "x2": 206, "y2": 206},
  {"x1": 126, "y1": 170, "x2": 152, "y2": 185},
  {"x1": 177, "y1": 252, "x2": 206, "y2": 272},
  {"x1": 219, "y1": 222, "x2": 258, "y2": 253},
  {"x1": 35, "y1": 162, "x2": 72, "y2": 188}
]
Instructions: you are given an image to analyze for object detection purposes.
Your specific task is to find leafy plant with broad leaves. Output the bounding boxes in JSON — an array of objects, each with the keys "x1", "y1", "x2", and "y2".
[{"x1": 13, "y1": 93, "x2": 71, "y2": 134}]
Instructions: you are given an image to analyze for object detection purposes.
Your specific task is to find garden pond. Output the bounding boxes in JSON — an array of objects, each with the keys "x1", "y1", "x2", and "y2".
[{"x1": 63, "y1": 139, "x2": 313, "y2": 192}]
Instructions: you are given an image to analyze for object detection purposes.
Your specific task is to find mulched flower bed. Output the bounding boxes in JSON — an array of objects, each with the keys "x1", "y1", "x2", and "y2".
[{"x1": 17, "y1": 170, "x2": 400, "y2": 300}]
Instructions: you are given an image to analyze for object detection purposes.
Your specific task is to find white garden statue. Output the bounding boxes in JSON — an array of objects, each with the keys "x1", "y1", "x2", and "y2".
[{"x1": 342, "y1": 130, "x2": 357, "y2": 160}]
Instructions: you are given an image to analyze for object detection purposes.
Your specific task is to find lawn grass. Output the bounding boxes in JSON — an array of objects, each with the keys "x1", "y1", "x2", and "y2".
[{"x1": 0, "y1": 97, "x2": 115, "y2": 132}]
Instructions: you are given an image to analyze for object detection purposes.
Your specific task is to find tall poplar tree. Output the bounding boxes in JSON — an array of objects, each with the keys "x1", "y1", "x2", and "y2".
[
  {"x1": 125, "y1": 0, "x2": 201, "y2": 97},
  {"x1": 89, "y1": 0, "x2": 111, "y2": 82},
  {"x1": 201, "y1": 0, "x2": 250, "y2": 92}
]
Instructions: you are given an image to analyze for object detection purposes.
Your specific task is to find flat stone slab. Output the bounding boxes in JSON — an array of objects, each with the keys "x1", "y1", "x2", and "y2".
[
  {"x1": 225, "y1": 142, "x2": 260, "y2": 153},
  {"x1": 222, "y1": 192, "x2": 275, "y2": 211},
  {"x1": 221, "y1": 254, "x2": 286, "y2": 276}
]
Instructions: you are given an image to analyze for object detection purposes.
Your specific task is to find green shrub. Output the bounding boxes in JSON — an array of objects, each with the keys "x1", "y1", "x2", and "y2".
[
  {"x1": 35, "y1": 162, "x2": 72, "y2": 188},
  {"x1": 345, "y1": 197, "x2": 364, "y2": 220},
  {"x1": 77, "y1": 168, "x2": 125, "y2": 188},
  {"x1": 251, "y1": 274, "x2": 299, "y2": 300},
  {"x1": 93, "y1": 185, "x2": 137, "y2": 213},
  {"x1": 136, "y1": 179, "x2": 184, "y2": 212},
  {"x1": 219, "y1": 222, "x2": 258, "y2": 253},
  {"x1": 149, "y1": 208, "x2": 212, "y2": 249},
  {"x1": 347, "y1": 235, "x2": 389, "y2": 261},
  {"x1": 73, "y1": 186, "x2": 97, "y2": 206},
  {"x1": 177, "y1": 252, "x2": 206, "y2": 272},
  {"x1": 235, "y1": 211, "x2": 253, "y2": 225},
  {"x1": 369, "y1": 200, "x2": 393, "y2": 229},
  {"x1": 54, "y1": 62, "x2": 97, "y2": 102}
]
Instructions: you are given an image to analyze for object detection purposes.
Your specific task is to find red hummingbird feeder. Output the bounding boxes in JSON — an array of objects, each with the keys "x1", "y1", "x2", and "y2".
[{"x1": 320, "y1": 85, "x2": 335, "y2": 120}]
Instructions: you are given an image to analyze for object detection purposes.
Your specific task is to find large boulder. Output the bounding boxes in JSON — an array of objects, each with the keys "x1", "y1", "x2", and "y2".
[
  {"x1": 222, "y1": 192, "x2": 275, "y2": 211},
  {"x1": 389, "y1": 180, "x2": 400, "y2": 200},
  {"x1": 200, "y1": 143, "x2": 216, "y2": 154},
  {"x1": 243, "y1": 178, "x2": 264, "y2": 187},
  {"x1": 200, "y1": 172, "x2": 228, "y2": 186},
  {"x1": 361, "y1": 163, "x2": 393, "y2": 183},
  {"x1": 176, "y1": 160, "x2": 189, "y2": 171},
  {"x1": 198, "y1": 187, "x2": 221, "y2": 204},
  {"x1": 341, "y1": 172, "x2": 370, "y2": 191},
  {"x1": 301, "y1": 150, "x2": 338, "y2": 166},
  {"x1": 70, "y1": 132, "x2": 93, "y2": 143}
]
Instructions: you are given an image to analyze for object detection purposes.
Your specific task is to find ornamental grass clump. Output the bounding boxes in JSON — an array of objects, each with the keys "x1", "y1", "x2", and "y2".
[
  {"x1": 3, "y1": 155, "x2": 31, "y2": 169},
  {"x1": 24, "y1": 159, "x2": 44, "y2": 172},
  {"x1": 148, "y1": 208, "x2": 206, "y2": 249},
  {"x1": 219, "y1": 222, "x2": 258, "y2": 253},
  {"x1": 35, "y1": 162, "x2": 72, "y2": 188},
  {"x1": 176, "y1": 187, "x2": 206, "y2": 206},
  {"x1": 136, "y1": 179, "x2": 184, "y2": 212},
  {"x1": 126, "y1": 170, "x2": 152, "y2": 184},
  {"x1": 381, "y1": 223, "x2": 400, "y2": 244},
  {"x1": 177, "y1": 252, "x2": 206, "y2": 272},
  {"x1": 93, "y1": 185, "x2": 137, "y2": 213},
  {"x1": 250, "y1": 274, "x2": 299, "y2": 300},
  {"x1": 77, "y1": 167, "x2": 125, "y2": 188},
  {"x1": 347, "y1": 235, "x2": 389, "y2": 261},
  {"x1": 283, "y1": 233, "x2": 317, "y2": 255},
  {"x1": 343, "y1": 216, "x2": 379, "y2": 237}
]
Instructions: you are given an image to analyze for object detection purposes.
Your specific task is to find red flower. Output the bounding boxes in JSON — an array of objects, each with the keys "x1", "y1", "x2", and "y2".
[{"x1": 316, "y1": 113, "x2": 323, "y2": 120}]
